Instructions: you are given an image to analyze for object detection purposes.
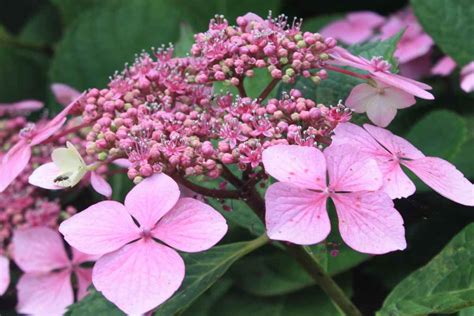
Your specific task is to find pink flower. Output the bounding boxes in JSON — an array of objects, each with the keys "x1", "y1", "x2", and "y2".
[
  {"x1": 332, "y1": 122, "x2": 474, "y2": 205},
  {"x1": 262, "y1": 144, "x2": 406, "y2": 254},
  {"x1": 0, "y1": 95, "x2": 82, "y2": 192},
  {"x1": 345, "y1": 79, "x2": 416, "y2": 127},
  {"x1": 51, "y1": 83, "x2": 82, "y2": 107},
  {"x1": 460, "y1": 62, "x2": 474, "y2": 93},
  {"x1": 380, "y1": 10, "x2": 433, "y2": 64},
  {"x1": 329, "y1": 47, "x2": 434, "y2": 100},
  {"x1": 12, "y1": 227, "x2": 96, "y2": 315},
  {"x1": 0, "y1": 255, "x2": 9, "y2": 296},
  {"x1": 59, "y1": 173, "x2": 228, "y2": 314},
  {"x1": 431, "y1": 56, "x2": 457, "y2": 76},
  {"x1": 320, "y1": 11, "x2": 385, "y2": 45},
  {"x1": 0, "y1": 100, "x2": 43, "y2": 116}
]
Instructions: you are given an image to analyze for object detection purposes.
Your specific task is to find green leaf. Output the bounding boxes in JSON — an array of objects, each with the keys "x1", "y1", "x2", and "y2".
[
  {"x1": 378, "y1": 223, "x2": 474, "y2": 316},
  {"x1": 50, "y1": 0, "x2": 182, "y2": 90},
  {"x1": 411, "y1": 0, "x2": 474, "y2": 66},
  {"x1": 50, "y1": 0, "x2": 101, "y2": 27},
  {"x1": 452, "y1": 114, "x2": 474, "y2": 179},
  {"x1": 0, "y1": 47, "x2": 47, "y2": 102},
  {"x1": 18, "y1": 3, "x2": 62, "y2": 46},
  {"x1": 405, "y1": 109, "x2": 467, "y2": 160},
  {"x1": 65, "y1": 288, "x2": 123, "y2": 316},
  {"x1": 174, "y1": 23, "x2": 195, "y2": 57},
  {"x1": 213, "y1": 68, "x2": 277, "y2": 100},
  {"x1": 210, "y1": 199, "x2": 265, "y2": 236},
  {"x1": 460, "y1": 306, "x2": 474, "y2": 316},
  {"x1": 302, "y1": 14, "x2": 343, "y2": 32},
  {"x1": 154, "y1": 236, "x2": 268, "y2": 315},
  {"x1": 182, "y1": 278, "x2": 234, "y2": 316}
]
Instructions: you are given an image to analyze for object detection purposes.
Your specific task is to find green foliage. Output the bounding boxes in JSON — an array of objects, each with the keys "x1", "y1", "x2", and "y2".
[
  {"x1": 174, "y1": 23, "x2": 195, "y2": 57},
  {"x1": 411, "y1": 0, "x2": 474, "y2": 66},
  {"x1": 154, "y1": 237, "x2": 268, "y2": 315},
  {"x1": 65, "y1": 288, "x2": 123, "y2": 315},
  {"x1": 50, "y1": 0, "x2": 182, "y2": 89},
  {"x1": 378, "y1": 223, "x2": 474, "y2": 315}
]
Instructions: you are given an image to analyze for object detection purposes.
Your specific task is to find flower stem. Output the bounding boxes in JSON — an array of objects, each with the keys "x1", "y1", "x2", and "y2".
[
  {"x1": 324, "y1": 64, "x2": 370, "y2": 81},
  {"x1": 285, "y1": 244, "x2": 362, "y2": 316},
  {"x1": 258, "y1": 78, "x2": 279, "y2": 101}
]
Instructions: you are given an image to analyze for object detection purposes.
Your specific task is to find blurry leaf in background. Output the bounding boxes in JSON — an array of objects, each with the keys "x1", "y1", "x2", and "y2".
[
  {"x1": 214, "y1": 68, "x2": 277, "y2": 100},
  {"x1": 50, "y1": 0, "x2": 102, "y2": 27},
  {"x1": 173, "y1": 23, "x2": 195, "y2": 57},
  {"x1": 18, "y1": 2, "x2": 62, "y2": 46},
  {"x1": 452, "y1": 114, "x2": 474, "y2": 179},
  {"x1": 378, "y1": 222, "x2": 474, "y2": 316},
  {"x1": 302, "y1": 14, "x2": 343, "y2": 33},
  {"x1": 50, "y1": 0, "x2": 182, "y2": 90},
  {"x1": 0, "y1": 47, "x2": 48, "y2": 102},
  {"x1": 182, "y1": 278, "x2": 234, "y2": 316},
  {"x1": 172, "y1": 0, "x2": 282, "y2": 32},
  {"x1": 411, "y1": 0, "x2": 474, "y2": 66}
]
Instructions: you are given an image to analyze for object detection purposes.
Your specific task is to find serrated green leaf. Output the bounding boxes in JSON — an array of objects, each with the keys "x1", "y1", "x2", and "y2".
[
  {"x1": 154, "y1": 236, "x2": 268, "y2": 315},
  {"x1": 378, "y1": 223, "x2": 474, "y2": 316},
  {"x1": 50, "y1": 0, "x2": 182, "y2": 90},
  {"x1": 411, "y1": 0, "x2": 474, "y2": 66}
]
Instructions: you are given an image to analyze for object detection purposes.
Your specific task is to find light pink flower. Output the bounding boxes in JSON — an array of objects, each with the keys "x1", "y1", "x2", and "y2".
[
  {"x1": 329, "y1": 47, "x2": 434, "y2": 100},
  {"x1": 0, "y1": 95, "x2": 82, "y2": 192},
  {"x1": 51, "y1": 83, "x2": 82, "y2": 107},
  {"x1": 12, "y1": 227, "x2": 96, "y2": 315},
  {"x1": 0, "y1": 255, "x2": 9, "y2": 295},
  {"x1": 431, "y1": 56, "x2": 457, "y2": 76},
  {"x1": 0, "y1": 100, "x2": 43, "y2": 116},
  {"x1": 262, "y1": 144, "x2": 406, "y2": 254},
  {"x1": 460, "y1": 62, "x2": 474, "y2": 93},
  {"x1": 320, "y1": 11, "x2": 385, "y2": 45},
  {"x1": 59, "y1": 173, "x2": 228, "y2": 314},
  {"x1": 345, "y1": 79, "x2": 416, "y2": 127},
  {"x1": 332, "y1": 122, "x2": 474, "y2": 205}
]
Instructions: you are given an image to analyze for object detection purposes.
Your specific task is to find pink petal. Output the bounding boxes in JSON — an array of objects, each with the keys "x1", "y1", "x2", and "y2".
[
  {"x1": 265, "y1": 182, "x2": 330, "y2": 245},
  {"x1": 90, "y1": 172, "x2": 112, "y2": 198},
  {"x1": 373, "y1": 71, "x2": 434, "y2": 100},
  {"x1": 51, "y1": 83, "x2": 81, "y2": 107},
  {"x1": 346, "y1": 82, "x2": 415, "y2": 127},
  {"x1": 0, "y1": 256, "x2": 9, "y2": 295},
  {"x1": 12, "y1": 227, "x2": 70, "y2": 273},
  {"x1": 363, "y1": 124, "x2": 425, "y2": 159},
  {"x1": 325, "y1": 145, "x2": 383, "y2": 192},
  {"x1": 71, "y1": 247, "x2": 99, "y2": 266},
  {"x1": 59, "y1": 201, "x2": 140, "y2": 255},
  {"x1": 395, "y1": 34, "x2": 433, "y2": 64},
  {"x1": 332, "y1": 191, "x2": 406, "y2": 254},
  {"x1": 17, "y1": 270, "x2": 73, "y2": 316},
  {"x1": 152, "y1": 198, "x2": 227, "y2": 252},
  {"x1": 379, "y1": 160, "x2": 416, "y2": 199},
  {"x1": 461, "y1": 72, "x2": 474, "y2": 93},
  {"x1": 431, "y1": 56, "x2": 457, "y2": 76},
  {"x1": 75, "y1": 267, "x2": 93, "y2": 301},
  {"x1": 124, "y1": 173, "x2": 180, "y2": 230},
  {"x1": 0, "y1": 142, "x2": 31, "y2": 192},
  {"x1": 329, "y1": 47, "x2": 373, "y2": 72},
  {"x1": 332, "y1": 122, "x2": 388, "y2": 158},
  {"x1": 0, "y1": 100, "x2": 43, "y2": 116},
  {"x1": 113, "y1": 158, "x2": 132, "y2": 168},
  {"x1": 28, "y1": 162, "x2": 63, "y2": 190},
  {"x1": 93, "y1": 239, "x2": 185, "y2": 315},
  {"x1": 403, "y1": 157, "x2": 474, "y2": 206},
  {"x1": 262, "y1": 145, "x2": 327, "y2": 190},
  {"x1": 347, "y1": 11, "x2": 385, "y2": 28}
]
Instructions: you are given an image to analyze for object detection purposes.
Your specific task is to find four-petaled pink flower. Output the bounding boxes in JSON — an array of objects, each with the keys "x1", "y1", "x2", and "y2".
[
  {"x1": 59, "y1": 173, "x2": 228, "y2": 315},
  {"x1": 12, "y1": 227, "x2": 96, "y2": 315},
  {"x1": 0, "y1": 95, "x2": 82, "y2": 192},
  {"x1": 332, "y1": 122, "x2": 474, "y2": 205},
  {"x1": 320, "y1": 11, "x2": 385, "y2": 45},
  {"x1": 262, "y1": 144, "x2": 406, "y2": 254}
]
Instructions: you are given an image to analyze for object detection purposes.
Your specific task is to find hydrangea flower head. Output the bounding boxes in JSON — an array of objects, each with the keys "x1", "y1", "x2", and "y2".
[{"x1": 59, "y1": 173, "x2": 228, "y2": 314}]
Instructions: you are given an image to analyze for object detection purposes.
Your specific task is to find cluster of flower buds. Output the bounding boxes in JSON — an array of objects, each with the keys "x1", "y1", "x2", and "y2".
[
  {"x1": 79, "y1": 13, "x2": 351, "y2": 183},
  {"x1": 191, "y1": 13, "x2": 334, "y2": 86}
]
